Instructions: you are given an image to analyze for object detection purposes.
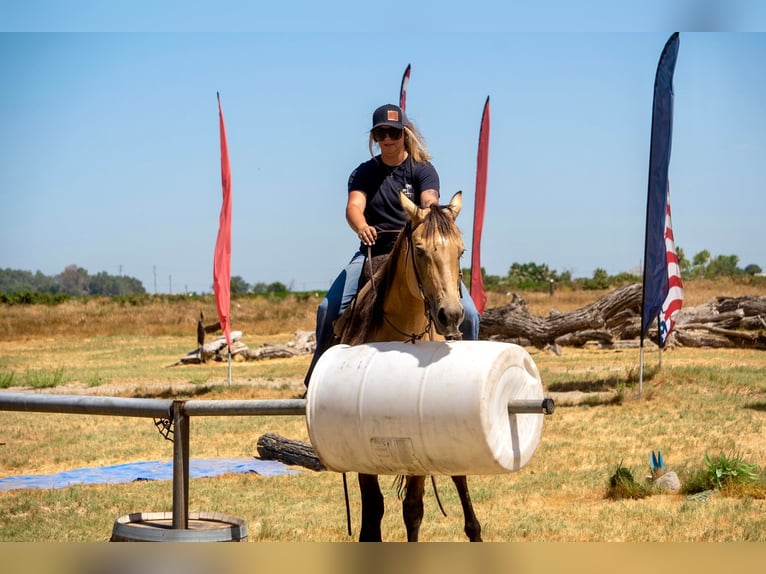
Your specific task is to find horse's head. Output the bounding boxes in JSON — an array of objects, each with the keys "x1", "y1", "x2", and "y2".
[{"x1": 400, "y1": 191, "x2": 465, "y2": 340}]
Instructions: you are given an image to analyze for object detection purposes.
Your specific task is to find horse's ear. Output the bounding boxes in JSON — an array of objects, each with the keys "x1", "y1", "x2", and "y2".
[
  {"x1": 448, "y1": 191, "x2": 463, "y2": 219},
  {"x1": 400, "y1": 191, "x2": 420, "y2": 221}
]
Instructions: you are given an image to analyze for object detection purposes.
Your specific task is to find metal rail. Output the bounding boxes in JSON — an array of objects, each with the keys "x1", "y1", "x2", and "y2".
[
  {"x1": 0, "y1": 392, "x2": 554, "y2": 530},
  {"x1": 0, "y1": 392, "x2": 305, "y2": 530}
]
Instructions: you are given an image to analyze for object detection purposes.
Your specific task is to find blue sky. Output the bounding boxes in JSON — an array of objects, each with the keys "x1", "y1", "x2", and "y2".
[{"x1": 1, "y1": 6, "x2": 765, "y2": 293}]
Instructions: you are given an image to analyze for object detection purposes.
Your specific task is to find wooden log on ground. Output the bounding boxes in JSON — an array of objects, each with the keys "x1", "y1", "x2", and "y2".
[
  {"x1": 244, "y1": 346, "x2": 299, "y2": 360},
  {"x1": 480, "y1": 283, "x2": 642, "y2": 347},
  {"x1": 243, "y1": 331, "x2": 315, "y2": 361},
  {"x1": 256, "y1": 433, "x2": 326, "y2": 471},
  {"x1": 479, "y1": 286, "x2": 765, "y2": 350},
  {"x1": 674, "y1": 330, "x2": 736, "y2": 348},
  {"x1": 554, "y1": 329, "x2": 615, "y2": 348},
  {"x1": 715, "y1": 295, "x2": 766, "y2": 316}
]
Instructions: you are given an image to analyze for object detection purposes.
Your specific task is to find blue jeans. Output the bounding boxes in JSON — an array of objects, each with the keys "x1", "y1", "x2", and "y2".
[{"x1": 304, "y1": 250, "x2": 481, "y2": 387}]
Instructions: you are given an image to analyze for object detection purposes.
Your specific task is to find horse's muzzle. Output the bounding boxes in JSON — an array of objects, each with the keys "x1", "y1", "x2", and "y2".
[{"x1": 435, "y1": 304, "x2": 464, "y2": 340}]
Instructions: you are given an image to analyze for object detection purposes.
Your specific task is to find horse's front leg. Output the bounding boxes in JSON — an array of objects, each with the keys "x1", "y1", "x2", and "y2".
[
  {"x1": 451, "y1": 475, "x2": 482, "y2": 542},
  {"x1": 358, "y1": 473, "x2": 384, "y2": 542},
  {"x1": 402, "y1": 475, "x2": 426, "y2": 542}
]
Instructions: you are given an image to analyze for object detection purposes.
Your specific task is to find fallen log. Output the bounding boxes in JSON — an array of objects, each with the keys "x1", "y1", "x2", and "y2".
[
  {"x1": 256, "y1": 433, "x2": 325, "y2": 471},
  {"x1": 479, "y1": 284, "x2": 765, "y2": 351},
  {"x1": 480, "y1": 283, "x2": 642, "y2": 347},
  {"x1": 243, "y1": 330, "x2": 315, "y2": 361},
  {"x1": 554, "y1": 329, "x2": 615, "y2": 348}
]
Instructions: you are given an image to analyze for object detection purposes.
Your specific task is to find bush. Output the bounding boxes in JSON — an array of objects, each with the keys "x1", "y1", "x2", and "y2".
[
  {"x1": 681, "y1": 450, "x2": 763, "y2": 496},
  {"x1": 605, "y1": 463, "x2": 652, "y2": 500}
]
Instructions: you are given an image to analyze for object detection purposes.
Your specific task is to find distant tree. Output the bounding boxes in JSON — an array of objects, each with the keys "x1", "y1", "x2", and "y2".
[
  {"x1": 507, "y1": 262, "x2": 558, "y2": 290},
  {"x1": 0, "y1": 267, "x2": 144, "y2": 296},
  {"x1": 267, "y1": 281, "x2": 288, "y2": 293},
  {"x1": 58, "y1": 265, "x2": 90, "y2": 296},
  {"x1": 251, "y1": 282, "x2": 269, "y2": 295},
  {"x1": 0, "y1": 268, "x2": 36, "y2": 293},
  {"x1": 582, "y1": 268, "x2": 611, "y2": 290},
  {"x1": 87, "y1": 272, "x2": 146, "y2": 296},
  {"x1": 676, "y1": 246, "x2": 691, "y2": 275},
  {"x1": 705, "y1": 254, "x2": 741, "y2": 278},
  {"x1": 230, "y1": 275, "x2": 251, "y2": 294},
  {"x1": 744, "y1": 263, "x2": 762, "y2": 276},
  {"x1": 692, "y1": 249, "x2": 711, "y2": 268}
]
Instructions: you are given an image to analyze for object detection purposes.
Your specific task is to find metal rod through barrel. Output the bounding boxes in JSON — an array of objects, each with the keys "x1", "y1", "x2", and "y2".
[{"x1": 507, "y1": 398, "x2": 555, "y2": 415}]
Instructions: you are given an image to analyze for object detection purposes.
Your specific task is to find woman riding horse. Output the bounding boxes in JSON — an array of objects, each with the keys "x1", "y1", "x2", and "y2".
[
  {"x1": 303, "y1": 103, "x2": 479, "y2": 389},
  {"x1": 333, "y1": 190, "x2": 483, "y2": 542}
]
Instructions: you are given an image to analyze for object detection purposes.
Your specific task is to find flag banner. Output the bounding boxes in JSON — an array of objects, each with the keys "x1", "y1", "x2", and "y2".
[
  {"x1": 214, "y1": 93, "x2": 232, "y2": 349},
  {"x1": 399, "y1": 64, "x2": 411, "y2": 111},
  {"x1": 640, "y1": 32, "x2": 680, "y2": 344},
  {"x1": 659, "y1": 184, "x2": 684, "y2": 345},
  {"x1": 470, "y1": 96, "x2": 490, "y2": 314}
]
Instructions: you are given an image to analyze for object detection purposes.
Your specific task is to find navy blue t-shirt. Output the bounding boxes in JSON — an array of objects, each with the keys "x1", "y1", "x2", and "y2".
[{"x1": 348, "y1": 155, "x2": 439, "y2": 255}]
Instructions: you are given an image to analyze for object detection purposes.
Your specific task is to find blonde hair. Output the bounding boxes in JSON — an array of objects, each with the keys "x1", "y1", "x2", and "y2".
[{"x1": 368, "y1": 122, "x2": 432, "y2": 163}]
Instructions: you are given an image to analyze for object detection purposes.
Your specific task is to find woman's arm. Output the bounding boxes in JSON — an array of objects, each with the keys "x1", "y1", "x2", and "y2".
[
  {"x1": 346, "y1": 190, "x2": 377, "y2": 246},
  {"x1": 420, "y1": 188, "x2": 440, "y2": 208}
]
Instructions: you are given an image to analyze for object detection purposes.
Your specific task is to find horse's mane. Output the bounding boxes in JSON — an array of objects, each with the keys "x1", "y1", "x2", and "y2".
[{"x1": 336, "y1": 202, "x2": 462, "y2": 345}]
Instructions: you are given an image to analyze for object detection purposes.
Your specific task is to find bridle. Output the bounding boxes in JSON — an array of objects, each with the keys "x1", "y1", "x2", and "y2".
[{"x1": 365, "y1": 221, "x2": 463, "y2": 343}]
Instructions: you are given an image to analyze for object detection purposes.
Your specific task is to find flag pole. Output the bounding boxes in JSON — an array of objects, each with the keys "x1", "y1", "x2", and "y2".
[
  {"x1": 658, "y1": 315, "x2": 663, "y2": 371},
  {"x1": 638, "y1": 32, "x2": 680, "y2": 398}
]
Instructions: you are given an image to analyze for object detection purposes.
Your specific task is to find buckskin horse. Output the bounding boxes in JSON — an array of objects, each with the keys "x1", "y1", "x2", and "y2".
[{"x1": 333, "y1": 190, "x2": 483, "y2": 542}]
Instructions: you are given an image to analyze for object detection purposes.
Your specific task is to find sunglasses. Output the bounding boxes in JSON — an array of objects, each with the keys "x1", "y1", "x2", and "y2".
[{"x1": 372, "y1": 126, "x2": 403, "y2": 141}]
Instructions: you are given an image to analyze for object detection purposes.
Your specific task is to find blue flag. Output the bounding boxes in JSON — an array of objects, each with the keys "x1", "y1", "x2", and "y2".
[{"x1": 641, "y1": 33, "x2": 680, "y2": 344}]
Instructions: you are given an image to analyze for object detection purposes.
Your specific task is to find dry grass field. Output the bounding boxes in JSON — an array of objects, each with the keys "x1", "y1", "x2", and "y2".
[{"x1": 0, "y1": 278, "x2": 765, "y2": 544}]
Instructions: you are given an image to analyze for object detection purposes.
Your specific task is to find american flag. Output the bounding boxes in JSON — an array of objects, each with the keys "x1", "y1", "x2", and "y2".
[{"x1": 658, "y1": 185, "x2": 683, "y2": 345}]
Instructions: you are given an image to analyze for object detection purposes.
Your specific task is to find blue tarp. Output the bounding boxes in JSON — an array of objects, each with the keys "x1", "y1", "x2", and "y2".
[{"x1": 0, "y1": 457, "x2": 299, "y2": 491}]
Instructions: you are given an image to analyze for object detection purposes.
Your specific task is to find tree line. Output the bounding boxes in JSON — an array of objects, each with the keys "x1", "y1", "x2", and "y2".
[
  {"x1": 1, "y1": 248, "x2": 762, "y2": 302},
  {"x1": 463, "y1": 248, "x2": 763, "y2": 293},
  {"x1": 0, "y1": 265, "x2": 145, "y2": 298}
]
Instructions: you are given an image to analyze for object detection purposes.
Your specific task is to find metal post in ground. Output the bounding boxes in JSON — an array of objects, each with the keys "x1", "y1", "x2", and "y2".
[{"x1": 172, "y1": 401, "x2": 190, "y2": 529}]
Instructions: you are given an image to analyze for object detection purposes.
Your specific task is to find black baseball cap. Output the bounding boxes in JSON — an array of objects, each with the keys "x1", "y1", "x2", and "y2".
[{"x1": 372, "y1": 104, "x2": 408, "y2": 130}]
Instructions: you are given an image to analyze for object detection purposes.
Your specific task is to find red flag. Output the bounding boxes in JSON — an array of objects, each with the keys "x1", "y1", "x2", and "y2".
[
  {"x1": 659, "y1": 182, "x2": 684, "y2": 345},
  {"x1": 214, "y1": 92, "x2": 232, "y2": 349},
  {"x1": 399, "y1": 64, "x2": 411, "y2": 111},
  {"x1": 470, "y1": 96, "x2": 490, "y2": 314}
]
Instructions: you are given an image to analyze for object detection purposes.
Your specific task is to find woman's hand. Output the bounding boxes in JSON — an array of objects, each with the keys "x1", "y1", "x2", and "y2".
[{"x1": 357, "y1": 225, "x2": 377, "y2": 246}]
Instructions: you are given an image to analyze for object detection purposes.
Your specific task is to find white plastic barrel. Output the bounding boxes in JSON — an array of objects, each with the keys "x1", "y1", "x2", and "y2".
[{"x1": 306, "y1": 340, "x2": 544, "y2": 476}]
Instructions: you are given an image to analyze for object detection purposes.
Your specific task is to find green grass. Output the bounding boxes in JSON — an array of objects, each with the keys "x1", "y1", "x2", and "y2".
[
  {"x1": 1, "y1": 340, "x2": 765, "y2": 542},
  {"x1": 681, "y1": 450, "x2": 763, "y2": 496},
  {"x1": 24, "y1": 367, "x2": 68, "y2": 389},
  {"x1": 605, "y1": 463, "x2": 651, "y2": 500},
  {"x1": 0, "y1": 371, "x2": 16, "y2": 388}
]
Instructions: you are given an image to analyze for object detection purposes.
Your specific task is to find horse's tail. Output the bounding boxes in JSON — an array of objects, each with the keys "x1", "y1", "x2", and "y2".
[{"x1": 394, "y1": 475, "x2": 406, "y2": 500}]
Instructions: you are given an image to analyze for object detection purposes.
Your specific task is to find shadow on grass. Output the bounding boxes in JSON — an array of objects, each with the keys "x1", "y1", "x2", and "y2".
[
  {"x1": 551, "y1": 392, "x2": 625, "y2": 408},
  {"x1": 130, "y1": 384, "x2": 217, "y2": 399},
  {"x1": 547, "y1": 378, "x2": 622, "y2": 393},
  {"x1": 745, "y1": 401, "x2": 766, "y2": 412}
]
